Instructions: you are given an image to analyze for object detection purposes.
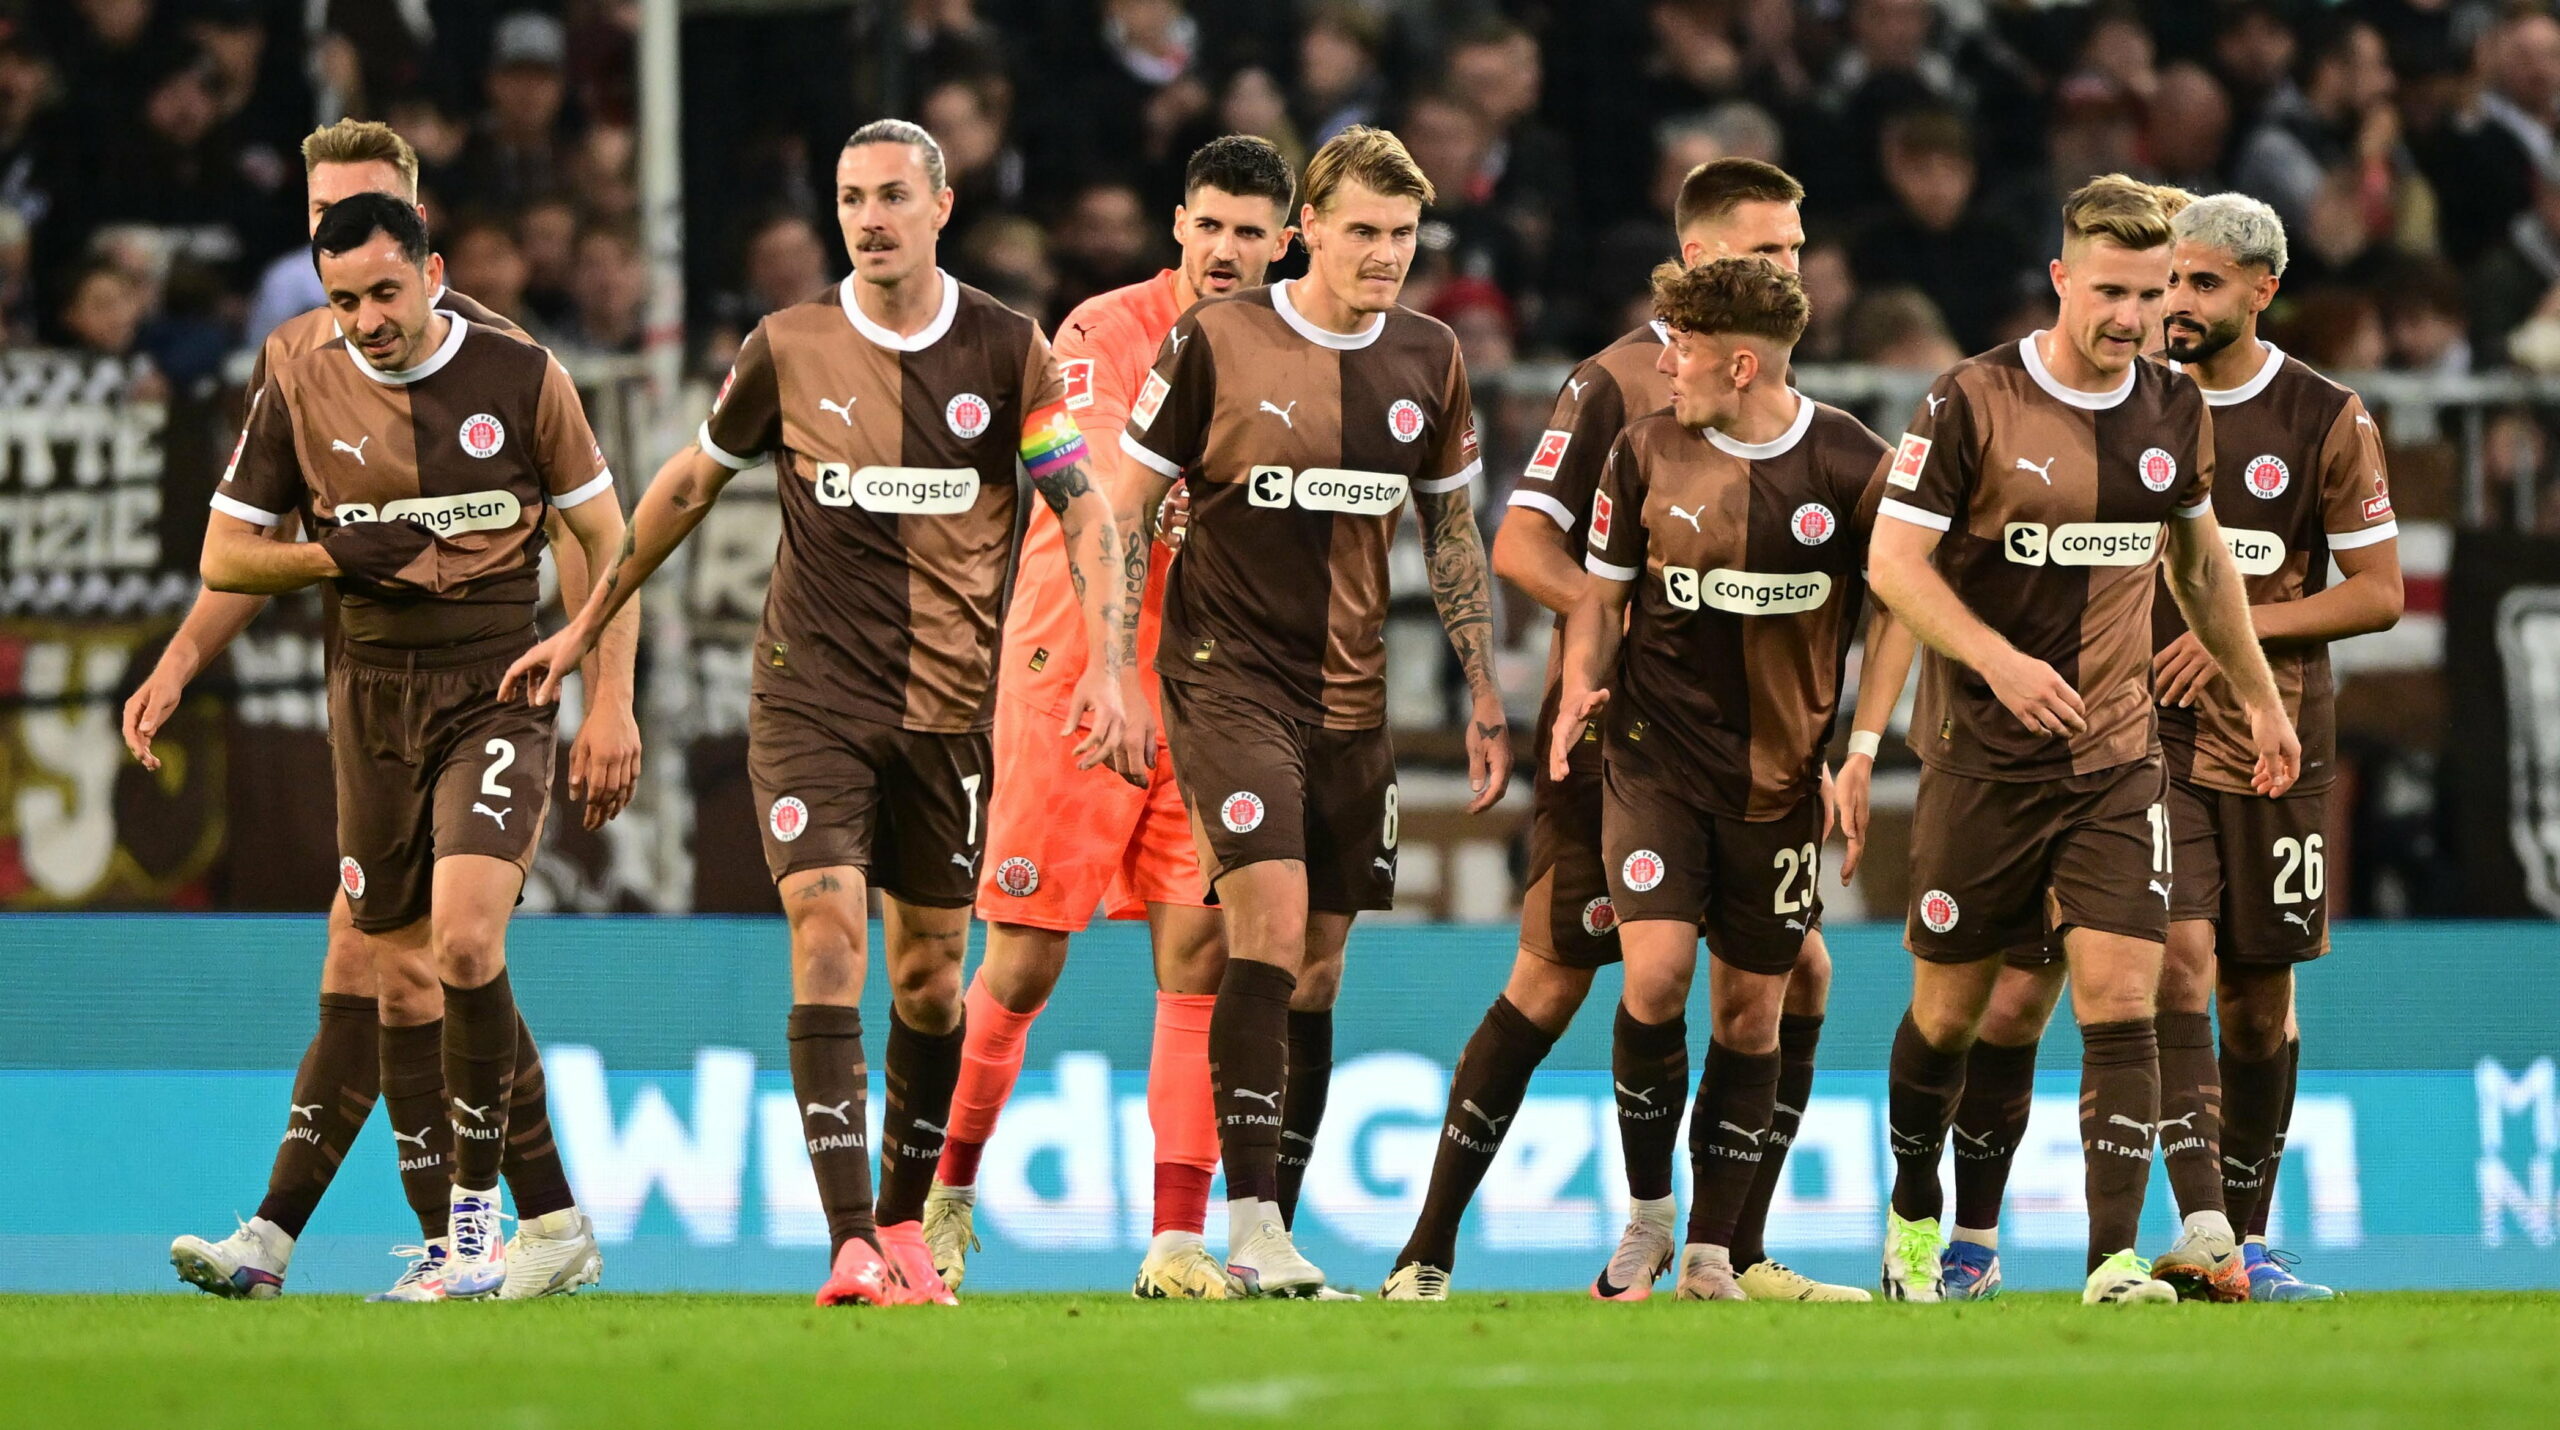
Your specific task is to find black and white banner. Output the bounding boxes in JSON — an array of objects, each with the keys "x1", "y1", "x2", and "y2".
[{"x1": 2444, "y1": 531, "x2": 2560, "y2": 918}]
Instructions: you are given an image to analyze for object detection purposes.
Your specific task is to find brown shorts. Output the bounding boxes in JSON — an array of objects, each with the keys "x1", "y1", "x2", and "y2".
[
  {"x1": 747, "y1": 695, "x2": 990, "y2": 905},
  {"x1": 1601, "y1": 745, "x2": 1823, "y2": 976},
  {"x1": 330, "y1": 631, "x2": 556, "y2": 934},
  {"x1": 1521, "y1": 682, "x2": 1620, "y2": 968},
  {"x1": 2166, "y1": 776, "x2": 2332, "y2": 963},
  {"x1": 1158, "y1": 678, "x2": 1397, "y2": 914},
  {"x1": 1906, "y1": 757, "x2": 2170, "y2": 963}
]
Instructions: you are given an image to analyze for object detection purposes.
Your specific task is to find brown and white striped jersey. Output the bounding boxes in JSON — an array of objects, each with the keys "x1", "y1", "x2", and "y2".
[
  {"x1": 699, "y1": 273, "x2": 1070, "y2": 734},
  {"x1": 1583, "y1": 396, "x2": 1891, "y2": 817},
  {"x1": 2155, "y1": 342, "x2": 2396, "y2": 795},
  {"x1": 1120, "y1": 279, "x2": 1480, "y2": 729},
  {"x1": 247, "y1": 286, "x2": 520, "y2": 399},
  {"x1": 216, "y1": 311, "x2": 614, "y2": 648},
  {"x1": 1506, "y1": 322, "x2": 1670, "y2": 543},
  {"x1": 1878, "y1": 335, "x2": 2216, "y2": 781}
]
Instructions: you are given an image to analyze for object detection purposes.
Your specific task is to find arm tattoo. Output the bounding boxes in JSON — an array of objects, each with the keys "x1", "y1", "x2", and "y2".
[
  {"x1": 593, "y1": 524, "x2": 637, "y2": 610},
  {"x1": 1032, "y1": 456, "x2": 1095, "y2": 515},
  {"x1": 1115, "y1": 527, "x2": 1146, "y2": 670},
  {"x1": 1415, "y1": 485, "x2": 1502, "y2": 705}
]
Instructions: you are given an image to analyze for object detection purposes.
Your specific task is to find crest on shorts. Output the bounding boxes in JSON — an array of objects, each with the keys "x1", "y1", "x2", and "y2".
[
  {"x1": 1791, "y1": 502, "x2": 1836, "y2": 545},
  {"x1": 1581, "y1": 896, "x2": 1619, "y2": 937},
  {"x1": 1387, "y1": 399, "x2": 1425, "y2": 443},
  {"x1": 339, "y1": 857, "x2": 366, "y2": 898},
  {"x1": 1621, "y1": 850, "x2": 1665, "y2": 893},
  {"x1": 995, "y1": 857, "x2": 1040, "y2": 897},
  {"x1": 946, "y1": 392, "x2": 992, "y2": 440},
  {"x1": 1221, "y1": 791, "x2": 1266, "y2": 834},
  {"x1": 459, "y1": 413, "x2": 506, "y2": 459},
  {"x1": 770, "y1": 796, "x2": 809, "y2": 843},
  {"x1": 2243, "y1": 454, "x2": 2290, "y2": 500},
  {"x1": 2137, "y1": 446, "x2": 2178, "y2": 493},
  {"x1": 1919, "y1": 888, "x2": 1960, "y2": 933}
]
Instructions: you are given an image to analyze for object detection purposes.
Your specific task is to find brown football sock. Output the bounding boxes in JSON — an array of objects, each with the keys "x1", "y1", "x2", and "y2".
[
  {"x1": 2218, "y1": 1038, "x2": 2286, "y2": 1236},
  {"x1": 2080, "y1": 1017, "x2": 2159, "y2": 1270},
  {"x1": 788, "y1": 1003, "x2": 876, "y2": 1254},
  {"x1": 1210, "y1": 958, "x2": 1295, "y2": 1204},
  {"x1": 2154, "y1": 1010, "x2": 2225, "y2": 1218},
  {"x1": 1887, "y1": 1012, "x2": 1967, "y2": 1223},
  {"x1": 875, "y1": 1009, "x2": 965, "y2": 1227},
  {"x1": 1951, "y1": 1037, "x2": 2038, "y2": 1233},
  {"x1": 255, "y1": 993, "x2": 380, "y2": 1238},
  {"x1": 1275, "y1": 1009, "x2": 1333, "y2": 1228},
  {"x1": 442, "y1": 971, "x2": 519, "y2": 1191},
  {"x1": 2251, "y1": 1036, "x2": 2301, "y2": 1239},
  {"x1": 1612, "y1": 1005, "x2": 1688, "y2": 1203},
  {"x1": 1730, "y1": 1014, "x2": 1820, "y2": 1269},
  {"x1": 379, "y1": 1018, "x2": 453, "y2": 1240},
  {"x1": 1685, "y1": 1040, "x2": 1781, "y2": 1249},
  {"x1": 500, "y1": 1017, "x2": 575, "y2": 1220},
  {"x1": 1397, "y1": 996, "x2": 1557, "y2": 1272}
]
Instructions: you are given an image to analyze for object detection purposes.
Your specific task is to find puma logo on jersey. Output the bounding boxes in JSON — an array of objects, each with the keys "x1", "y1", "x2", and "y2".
[
  {"x1": 1926, "y1": 394, "x2": 1946, "y2": 416},
  {"x1": 951, "y1": 851, "x2": 981, "y2": 876},
  {"x1": 1233, "y1": 1087, "x2": 1281, "y2": 1108},
  {"x1": 1070, "y1": 320, "x2": 1094, "y2": 340},
  {"x1": 805, "y1": 1100, "x2": 853, "y2": 1124},
  {"x1": 818, "y1": 396, "x2": 857, "y2": 425},
  {"x1": 1166, "y1": 331, "x2": 1190, "y2": 356},
  {"x1": 1667, "y1": 503, "x2": 1703, "y2": 531},
  {"x1": 1461, "y1": 1100, "x2": 1512, "y2": 1135},
  {"x1": 1567, "y1": 377, "x2": 1589, "y2": 401},
  {"x1": 453, "y1": 1101, "x2": 493, "y2": 1123},
  {"x1": 1259, "y1": 399, "x2": 1298, "y2": 428},
  {"x1": 2016, "y1": 456, "x2": 2057, "y2": 485},
  {"x1": 2284, "y1": 910, "x2": 2314, "y2": 931},
  {"x1": 472, "y1": 803, "x2": 510, "y2": 830},
  {"x1": 331, "y1": 436, "x2": 370, "y2": 465},
  {"x1": 290, "y1": 1103, "x2": 322, "y2": 1122}
]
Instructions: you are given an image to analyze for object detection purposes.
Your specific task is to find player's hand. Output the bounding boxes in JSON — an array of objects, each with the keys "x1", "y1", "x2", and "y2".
[
  {"x1": 1064, "y1": 663, "x2": 1136, "y2": 782},
  {"x1": 2151, "y1": 631, "x2": 2222, "y2": 709},
  {"x1": 122, "y1": 657, "x2": 190, "y2": 772},
  {"x1": 500, "y1": 624, "x2": 600, "y2": 707},
  {"x1": 1550, "y1": 685, "x2": 1608, "y2": 782},
  {"x1": 2246, "y1": 698, "x2": 2302, "y2": 798},
  {"x1": 1985, "y1": 649, "x2": 2086, "y2": 738},
  {"x1": 568, "y1": 697, "x2": 643, "y2": 830},
  {"x1": 1116, "y1": 669, "x2": 1158, "y2": 784},
  {"x1": 319, "y1": 518, "x2": 436, "y2": 593},
  {"x1": 1155, "y1": 481, "x2": 1190, "y2": 549},
  {"x1": 1465, "y1": 693, "x2": 1512, "y2": 814},
  {"x1": 1836, "y1": 751, "x2": 1874, "y2": 881}
]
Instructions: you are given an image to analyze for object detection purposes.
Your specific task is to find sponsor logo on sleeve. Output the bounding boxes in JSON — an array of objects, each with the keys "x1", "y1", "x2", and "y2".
[
  {"x1": 1061, "y1": 359, "x2": 1095, "y2": 410},
  {"x1": 1131, "y1": 370, "x2": 1171, "y2": 431},
  {"x1": 1387, "y1": 398, "x2": 1426, "y2": 443},
  {"x1": 1461, "y1": 423, "x2": 1479, "y2": 462},
  {"x1": 1888, "y1": 432, "x2": 1931, "y2": 489},
  {"x1": 2243, "y1": 454, "x2": 2290, "y2": 499},
  {"x1": 2137, "y1": 446, "x2": 2178, "y2": 492},
  {"x1": 2363, "y1": 475, "x2": 2393, "y2": 522},
  {"x1": 458, "y1": 413, "x2": 506, "y2": 459},
  {"x1": 712, "y1": 366, "x2": 737, "y2": 413},
  {"x1": 1525, "y1": 429, "x2": 1571, "y2": 482}
]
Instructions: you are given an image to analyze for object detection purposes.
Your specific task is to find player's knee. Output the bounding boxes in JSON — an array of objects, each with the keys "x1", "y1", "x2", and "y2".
[
  {"x1": 374, "y1": 954, "x2": 440, "y2": 1024},
  {"x1": 2158, "y1": 922, "x2": 2216, "y2": 1012},
  {"x1": 319, "y1": 924, "x2": 377, "y2": 1000},
  {"x1": 889, "y1": 955, "x2": 963, "y2": 1027},
  {"x1": 432, "y1": 917, "x2": 507, "y2": 987},
  {"x1": 1621, "y1": 964, "x2": 1690, "y2": 1025},
  {"x1": 2217, "y1": 977, "x2": 2291, "y2": 1058},
  {"x1": 1291, "y1": 954, "x2": 1342, "y2": 1011},
  {"x1": 787, "y1": 907, "x2": 867, "y2": 1004},
  {"x1": 1787, "y1": 936, "x2": 1833, "y2": 1011},
  {"x1": 1503, "y1": 954, "x2": 1591, "y2": 1034},
  {"x1": 1709, "y1": 996, "x2": 1781, "y2": 1053}
]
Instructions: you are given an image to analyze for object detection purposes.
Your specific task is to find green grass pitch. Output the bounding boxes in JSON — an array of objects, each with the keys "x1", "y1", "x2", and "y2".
[{"x1": 7, "y1": 1292, "x2": 2556, "y2": 1428}]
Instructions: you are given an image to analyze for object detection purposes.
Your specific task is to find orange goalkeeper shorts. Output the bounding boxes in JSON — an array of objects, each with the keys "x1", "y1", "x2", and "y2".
[{"x1": 974, "y1": 689, "x2": 1208, "y2": 930}]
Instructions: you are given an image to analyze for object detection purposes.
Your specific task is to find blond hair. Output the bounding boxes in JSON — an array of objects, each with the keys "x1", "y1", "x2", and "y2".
[
  {"x1": 1302, "y1": 125, "x2": 1434, "y2": 214},
  {"x1": 1652, "y1": 257, "x2": 1809, "y2": 347},
  {"x1": 2150, "y1": 183, "x2": 2200, "y2": 220},
  {"x1": 300, "y1": 120, "x2": 421, "y2": 201},
  {"x1": 2061, "y1": 173, "x2": 2171, "y2": 253}
]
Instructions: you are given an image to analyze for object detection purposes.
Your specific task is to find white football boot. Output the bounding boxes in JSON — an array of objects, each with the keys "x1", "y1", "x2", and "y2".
[{"x1": 171, "y1": 1216, "x2": 294, "y2": 1299}]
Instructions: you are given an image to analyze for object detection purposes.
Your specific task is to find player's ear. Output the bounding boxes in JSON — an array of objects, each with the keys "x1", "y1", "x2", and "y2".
[
  {"x1": 2049, "y1": 257, "x2": 2068, "y2": 300},
  {"x1": 423, "y1": 251, "x2": 446, "y2": 293},
  {"x1": 933, "y1": 185, "x2": 955, "y2": 231}
]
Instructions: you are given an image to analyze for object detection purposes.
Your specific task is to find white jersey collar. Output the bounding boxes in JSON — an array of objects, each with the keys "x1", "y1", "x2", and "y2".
[
  {"x1": 1704, "y1": 388, "x2": 1813, "y2": 460},
  {"x1": 2178, "y1": 339, "x2": 2285, "y2": 407},
  {"x1": 346, "y1": 310, "x2": 468, "y2": 386},
  {"x1": 840, "y1": 269, "x2": 960, "y2": 352},
  {"x1": 2020, "y1": 330, "x2": 2136, "y2": 410},
  {"x1": 1273, "y1": 278, "x2": 1386, "y2": 350}
]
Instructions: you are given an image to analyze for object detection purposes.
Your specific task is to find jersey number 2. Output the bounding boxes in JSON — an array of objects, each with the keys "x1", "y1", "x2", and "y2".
[{"x1": 482, "y1": 739, "x2": 516, "y2": 798}]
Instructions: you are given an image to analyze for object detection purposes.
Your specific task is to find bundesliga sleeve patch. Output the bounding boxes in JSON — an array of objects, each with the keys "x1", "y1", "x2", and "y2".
[
  {"x1": 1524, "y1": 429, "x2": 1571, "y2": 482},
  {"x1": 1589, "y1": 490, "x2": 1613, "y2": 544},
  {"x1": 1061, "y1": 358, "x2": 1095, "y2": 411},
  {"x1": 1888, "y1": 432, "x2": 1932, "y2": 489},
  {"x1": 1131, "y1": 370, "x2": 1172, "y2": 431},
  {"x1": 1020, "y1": 401, "x2": 1089, "y2": 480}
]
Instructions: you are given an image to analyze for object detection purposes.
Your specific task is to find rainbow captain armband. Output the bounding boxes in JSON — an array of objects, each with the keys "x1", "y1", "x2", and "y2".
[{"x1": 1021, "y1": 401, "x2": 1090, "y2": 481}]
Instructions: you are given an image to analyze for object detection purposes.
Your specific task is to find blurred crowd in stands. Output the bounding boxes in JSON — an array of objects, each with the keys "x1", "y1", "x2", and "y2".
[{"x1": 6, "y1": 0, "x2": 2560, "y2": 404}]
